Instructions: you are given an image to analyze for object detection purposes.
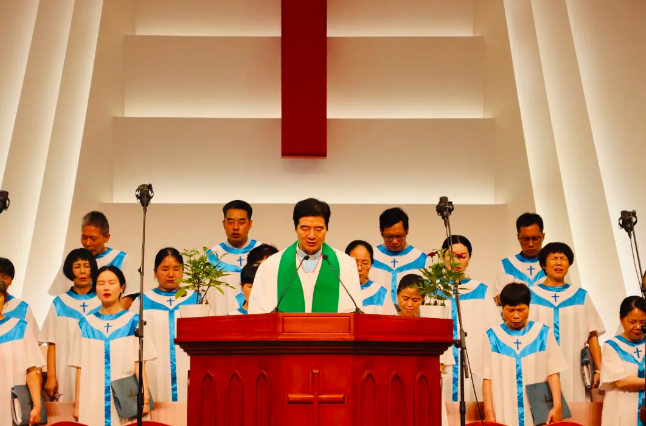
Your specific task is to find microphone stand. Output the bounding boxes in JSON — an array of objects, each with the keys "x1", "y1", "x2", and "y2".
[
  {"x1": 135, "y1": 184, "x2": 153, "y2": 426},
  {"x1": 618, "y1": 211, "x2": 646, "y2": 422}
]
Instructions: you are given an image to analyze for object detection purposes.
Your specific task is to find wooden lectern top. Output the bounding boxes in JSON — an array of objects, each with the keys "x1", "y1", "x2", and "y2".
[{"x1": 176, "y1": 313, "x2": 453, "y2": 356}]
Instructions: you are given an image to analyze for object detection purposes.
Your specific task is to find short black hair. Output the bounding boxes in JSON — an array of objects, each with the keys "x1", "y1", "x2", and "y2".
[
  {"x1": 441, "y1": 235, "x2": 473, "y2": 257},
  {"x1": 223, "y1": 200, "x2": 253, "y2": 220},
  {"x1": 345, "y1": 240, "x2": 374, "y2": 265},
  {"x1": 240, "y1": 263, "x2": 259, "y2": 285},
  {"x1": 247, "y1": 244, "x2": 279, "y2": 265},
  {"x1": 397, "y1": 274, "x2": 423, "y2": 294},
  {"x1": 82, "y1": 211, "x2": 110, "y2": 235},
  {"x1": 63, "y1": 248, "x2": 98, "y2": 283},
  {"x1": 0, "y1": 258, "x2": 15, "y2": 279},
  {"x1": 380, "y1": 207, "x2": 409, "y2": 232},
  {"x1": 620, "y1": 296, "x2": 646, "y2": 319},
  {"x1": 500, "y1": 283, "x2": 531, "y2": 307},
  {"x1": 0, "y1": 277, "x2": 7, "y2": 300},
  {"x1": 538, "y1": 242, "x2": 575, "y2": 269},
  {"x1": 516, "y1": 213, "x2": 544, "y2": 233},
  {"x1": 293, "y1": 198, "x2": 331, "y2": 228},
  {"x1": 154, "y1": 247, "x2": 183, "y2": 271},
  {"x1": 94, "y1": 265, "x2": 126, "y2": 296}
]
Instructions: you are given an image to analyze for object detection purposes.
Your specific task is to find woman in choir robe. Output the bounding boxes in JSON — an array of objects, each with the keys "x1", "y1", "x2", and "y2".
[
  {"x1": 0, "y1": 257, "x2": 39, "y2": 339},
  {"x1": 228, "y1": 263, "x2": 258, "y2": 315},
  {"x1": 0, "y1": 277, "x2": 44, "y2": 426},
  {"x1": 70, "y1": 265, "x2": 156, "y2": 426},
  {"x1": 440, "y1": 235, "x2": 502, "y2": 403},
  {"x1": 39, "y1": 248, "x2": 101, "y2": 402},
  {"x1": 346, "y1": 240, "x2": 395, "y2": 315},
  {"x1": 395, "y1": 274, "x2": 454, "y2": 426},
  {"x1": 600, "y1": 296, "x2": 646, "y2": 426},
  {"x1": 129, "y1": 248, "x2": 198, "y2": 403}
]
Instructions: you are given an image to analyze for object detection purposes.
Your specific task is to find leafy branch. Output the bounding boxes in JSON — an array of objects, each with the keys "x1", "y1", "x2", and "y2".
[
  {"x1": 417, "y1": 249, "x2": 468, "y2": 306},
  {"x1": 175, "y1": 247, "x2": 233, "y2": 304}
]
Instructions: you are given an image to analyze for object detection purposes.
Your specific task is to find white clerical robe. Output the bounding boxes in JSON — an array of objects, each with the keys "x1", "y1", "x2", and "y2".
[
  {"x1": 227, "y1": 307, "x2": 248, "y2": 316},
  {"x1": 371, "y1": 244, "x2": 432, "y2": 306},
  {"x1": 206, "y1": 239, "x2": 262, "y2": 316},
  {"x1": 481, "y1": 321, "x2": 568, "y2": 426},
  {"x1": 38, "y1": 290, "x2": 102, "y2": 402},
  {"x1": 360, "y1": 279, "x2": 397, "y2": 315},
  {"x1": 248, "y1": 245, "x2": 362, "y2": 314},
  {"x1": 528, "y1": 283, "x2": 605, "y2": 402},
  {"x1": 600, "y1": 335, "x2": 645, "y2": 426},
  {"x1": 0, "y1": 317, "x2": 45, "y2": 426},
  {"x1": 130, "y1": 288, "x2": 198, "y2": 402},
  {"x1": 442, "y1": 279, "x2": 501, "y2": 403},
  {"x1": 2, "y1": 294, "x2": 39, "y2": 339},
  {"x1": 48, "y1": 247, "x2": 138, "y2": 296},
  {"x1": 493, "y1": 253, "x2": 547, "y2": 294},
  {"x1": 69, "y1": 310, "x2": 157, "y2": 426}
]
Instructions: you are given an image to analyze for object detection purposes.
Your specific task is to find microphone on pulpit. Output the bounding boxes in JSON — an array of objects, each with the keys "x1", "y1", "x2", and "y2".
[
  {"x1": 322, "y1": 255, "x2": 364, "y2": 314},
  {"x1": 272, "y1": 255, "x2": 309, "y2": 313}
]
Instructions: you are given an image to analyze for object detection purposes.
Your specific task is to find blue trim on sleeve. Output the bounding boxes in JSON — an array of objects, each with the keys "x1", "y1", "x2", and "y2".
[
  {"x1": 0, "y1": 319, "x2": 28, "y2": 344},
  {"x1": 362, "y1": 286, "x2": 387, "y2": 307}
]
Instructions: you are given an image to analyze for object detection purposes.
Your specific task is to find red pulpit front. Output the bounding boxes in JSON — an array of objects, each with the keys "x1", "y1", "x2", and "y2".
[{"x1": 176, "y1": 313, "x2": 452, "y2": 426}]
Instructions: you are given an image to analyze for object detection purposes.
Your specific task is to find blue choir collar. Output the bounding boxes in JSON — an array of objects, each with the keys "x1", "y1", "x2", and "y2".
[
  {"x1": 515, "y1": 252, "x2": 539, "y2": 264},
  {"x1": 537, "y1": 283, "x2": 570, "y2": 292},
  {"x1": 94, "y1": 309, "x2": 129, "y2": 321},
  {"x1": 501, "y1": 321, "x2": 535, "y2": 336},
  {"x1": 95, "y1": 247, "x2": 113, "y2": 259},
  {"x1": 376, "y1": 244, "x2": 414, "y2": 257},
  {"x1": 66, "y1": 288, "x2": 96, "y2": 300}
]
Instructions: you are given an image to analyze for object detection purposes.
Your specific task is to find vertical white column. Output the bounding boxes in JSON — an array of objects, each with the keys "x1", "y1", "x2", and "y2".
[
  {"x1": 0, "y1": 0, "x2": 75, "y2": 297},
  {"x1": 21, "y1": 0, "x2": 104, "y2": 320},
  {"x1": 0, "y1": 0, "x2": 39, "y2": 186}
]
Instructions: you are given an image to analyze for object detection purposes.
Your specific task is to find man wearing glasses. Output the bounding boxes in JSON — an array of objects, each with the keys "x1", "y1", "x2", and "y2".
[{"x1": 371, "y1": 208, "x2": 432, "y2": 306}]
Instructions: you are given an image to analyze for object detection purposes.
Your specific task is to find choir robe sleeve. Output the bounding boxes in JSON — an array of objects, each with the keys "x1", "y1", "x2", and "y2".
[
  {"x1": 440, "y1": 347, "x2": 455, "y2": 369},
  {"x1": 546, "y1": 327, "x2": 569, "y2": 376},
  {"x1": 481, "y1": 329, "x2": 493, "y2": 381},
  {"x1": 584, "y1": 293, "x2": 606, "y2": 336},
  {"x1": 493, "y1": 263, "x2": 509, "y2": 295},
  {"x1": 248, "y1": 260, "x2": 274, "y2": 314},
  {"x1": 24, "y1": 327, "x2": 46, "y2": 370},
  {"x1": 68, "y1": 325, "x2": 82, "y2": 369},
  {"x1": 600, "y1": 343, "x2": 629, "y2": 386},
  {"x1": 24, "y1": 304, "x2": 40, "y2": 339},
  {"x1": 38, "y1": 304, "x2": 58, "y2": 345}
]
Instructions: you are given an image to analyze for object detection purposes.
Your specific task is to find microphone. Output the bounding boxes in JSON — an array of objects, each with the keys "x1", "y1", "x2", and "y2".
[
  {"x1": 135, "y1": 184, "x2": 154, "y2": 209},
  {"x1": 272, "y1": 254, "x2": 309, "y2": 313},
  {"x1": 322, "y1": 254, "x2": 364, "y2": 314},
  {"x1": 436, "y1": 196, "x2": 454, "y2": 220},
  {"x1": 619, "y1": 210, "x2": 638, "y2": 235},
  {"x1": 0, "y1": 191, "x2": 9, "y2": 214}
]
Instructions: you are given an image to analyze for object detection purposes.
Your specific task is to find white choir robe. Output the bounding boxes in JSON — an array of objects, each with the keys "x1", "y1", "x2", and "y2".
[
  {"x1": 360, "y1": 279, "x2": 397, "y2": 315},
  {"x1": 48, "y1": 247, "x2": 138, "y2": 297},
  {"x1": 69, "y1": 310, "x2": 157, "y2": 426},
  {"x1": 248, "y1": 246, "x2": 362, "y2": 314},
  {"x1": 493, "y1": 253, "x2": 546, "y2": 294},
  {"x1": 440, "y1": 349, "x2": 456, "y2": 426},
  {"x1": 2, "y1": 294, "x2": 39, "y2": 339},
  {"x1": 600, "y1": 335, "x2": 645, "y2": 426},
  {"x1": 206, "y1": 239, "x2": 262, "y2": 316},
  {"x1": 480, "y1": 321, "x2": 568, "y2": 426},
  {"x1": 442, "y1": 279, "x2": 501, "y2": 403},
  {"x1": 129, "y1": 288, "x2": 198, "y2": 403},
  {"x1": 371, "y1": 244, "x2": 432, "y2": 306},
  {"x1": 227, "y1": 306, "x2": 248, "y2": 315},
  {"x1": 38, "y1": 290, "x2": 102, "y2": 402},
  {"x1": 0, "y1": 317, "x2": 45, "y2": 426},
  {"x1": 528, "y1": 283, "x2": 605, "y2": 402}
]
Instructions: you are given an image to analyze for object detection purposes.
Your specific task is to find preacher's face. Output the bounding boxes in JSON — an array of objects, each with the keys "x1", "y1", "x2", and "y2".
[
  {"x1": 81, "y1": 225, "x2": 109, "y2": 256},
  {"x1": 296, "y1": 216, "x2": 327, "y2": 255},
  {"x1": 223, "y1": 209, "x2": 252, "y2": 248},
  {"x1": 381, "y1": 221, "x2": 408, "y2": 252},
  {"x1": 517, "y1": 224, "x2": 544, "y2": 258}
]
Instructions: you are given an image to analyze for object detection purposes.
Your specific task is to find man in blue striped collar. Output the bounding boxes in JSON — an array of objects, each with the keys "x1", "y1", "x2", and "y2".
[{"x1": 206, "y1": 200, "x2": 262, "y2": 315}]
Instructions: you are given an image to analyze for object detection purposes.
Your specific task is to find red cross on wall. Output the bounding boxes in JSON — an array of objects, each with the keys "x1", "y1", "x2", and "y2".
[{"x1": 282, "y1": 0, "x2": 327, "y2": 158}]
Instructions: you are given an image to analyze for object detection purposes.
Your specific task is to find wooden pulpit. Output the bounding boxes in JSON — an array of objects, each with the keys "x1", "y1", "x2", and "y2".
[{"x1": 176, "y1": 313, "x2": 453, "y2": 426}]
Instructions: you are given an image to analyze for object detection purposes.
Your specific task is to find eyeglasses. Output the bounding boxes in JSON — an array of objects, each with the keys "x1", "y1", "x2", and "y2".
[
  {"x1": 519, "y1": 236, "x2": 543, "y2": 243},
  {"x1": 383, "y1": 234, "x2": 407, "y2": 242},
  {"x1": 355, "y1": 261, "x2": 371, "y2": 270}
]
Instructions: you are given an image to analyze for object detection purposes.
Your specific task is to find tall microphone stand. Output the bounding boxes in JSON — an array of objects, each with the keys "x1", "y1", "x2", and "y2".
[
  {"x1": 135, "y1": 184, "x2": 154, "y2": 426},
  {"x1": 436, "y1": 196, "x2": 471, "y2": 426},
  {"x1": 618, "y1": 211, "x2": 646, "y2": 423}
]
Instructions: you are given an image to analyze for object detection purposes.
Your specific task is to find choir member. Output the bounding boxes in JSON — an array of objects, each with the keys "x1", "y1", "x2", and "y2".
[
  {"x1": 346, "y1": 240, "x2": 395, "y2": 315},
  {"x1": 206, "y1": 200, "x2": 262, "y2": 315},
  {"x1": 39, "y1": 248, "x2": 101, "y2": 402},
  {"x1": 0, "y1": 257, "x2": 39, "y2": 338},
  {"x1": 70, "y1": 266, "x2": 156, "y2": 425},
  {"x1": 249, "y1": 198, "x2": 361, "y2": 314},
  {"x1": 440, "y1": 235, "x2": 501, "y2": 403},
  {"x1": 482, "y1": 283, "x2": 567, "y2": 426},
  {"x1": 48, "y1": 211, "x2": 138, "y2": 309},
  {"x1": 600, "y1": 296, "x2": 646, "y2": 426},
  {"x1": 228, "y1": 263, "x2": 258, "y2": 315},
  {"x1": 129, "y1": 248, "x2": 198, "y2": 403},
  {"x1": 529, "y1": 242, "x2": 605, "y2": 402},
  {"x1": 247, "y1": 243, "x2": 279, "y2": 266},
  {"x1": 0, "y1": 277, "x2": 44, "y2": 426},
  {"x1": 371, "y1": 208, "x2": 432, "y2": 305}
]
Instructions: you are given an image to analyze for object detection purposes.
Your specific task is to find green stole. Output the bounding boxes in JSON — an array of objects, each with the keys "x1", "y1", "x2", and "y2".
[{"x1": 276, "y1": 242, "x2": 340, "y2": 313}]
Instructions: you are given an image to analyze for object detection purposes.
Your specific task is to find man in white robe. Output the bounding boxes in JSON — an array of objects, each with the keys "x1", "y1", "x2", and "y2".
[
  {"x1": 370, "y1": 208, "x2": 432, "y2": 306},
  {"x1": 529, "y1": 242, "x2": 605, "y2": 402},
  {"x1": 481, "y1": 283, "x2": 568, "y2": 426},
  {"x1": 206, "y1": 200, "x2": 263, "y2": 315},
  {"x1": 48, "y1": 211, "x2": 138, "y2": 308},
  {"x1": 249, "y1": 198, "x2": 362, "y2": 314}
]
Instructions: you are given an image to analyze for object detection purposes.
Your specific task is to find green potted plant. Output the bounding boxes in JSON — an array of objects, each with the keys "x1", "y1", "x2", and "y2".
[
  {"x1": 176, "y1": 247, "x2": 232, "y2": 318},
  {"x1": 417, "y1": 249, "x2": 468, "y2": 318}
]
